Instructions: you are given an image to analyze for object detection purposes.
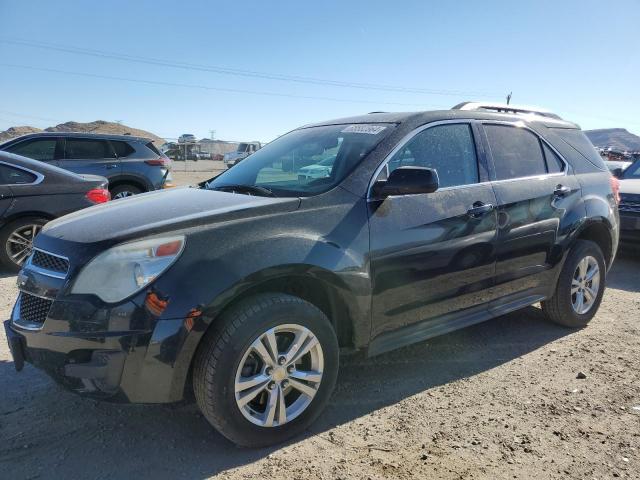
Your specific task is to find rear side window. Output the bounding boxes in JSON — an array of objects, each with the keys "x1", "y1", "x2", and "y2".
[
  {"x1": 111, "y1": 141, "x2": 135, "y2": 158},
  {"x1": 550, "y1": 128, "x2": 606, "y2": 171},
  {"x1": 145, "y1": 142, "x2": 161, "y2": 156},
  {"x1": 485, "y1": 125, "x2": 547, "y2": 180},
  {"x1": 0, "y1": 164, "x2": 37, "y2": 185},
  {"x1": 386, "y1": 123, "x2": 479, "y2": 188},
  {"x1": 5, "y1": 138, "x2": 57, "y2": 161},
  {"x1": 65, "y1": 139, "x2": 115, "y2": 160}
]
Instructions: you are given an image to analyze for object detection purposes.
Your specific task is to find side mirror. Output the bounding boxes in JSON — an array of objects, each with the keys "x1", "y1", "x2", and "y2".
[
  {"x1": 611, "y1": 168, "x2": 623, "y2": 178},
  {"x1": 372, "y1": 166, "x2": 439, "y2": 199}
]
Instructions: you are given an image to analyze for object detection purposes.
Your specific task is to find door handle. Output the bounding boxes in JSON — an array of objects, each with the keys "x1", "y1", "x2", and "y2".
[
  {"x1": 467, "y1": 202, "x2": 495, "y2": 218},
  {"x1": 554, "y1": 184, "x2": 571, "y2": 197},
  {"x1": 105, "y1": 164, "x2": 118, "y2": 170}
]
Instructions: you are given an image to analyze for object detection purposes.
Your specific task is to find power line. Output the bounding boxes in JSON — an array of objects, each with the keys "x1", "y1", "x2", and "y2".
[
  {"x1": 0, "y1": 37, "x2": 500, "y2": 98},
  {"x1": 0, "y1": 63, "x2": 453, "y2": 108}
]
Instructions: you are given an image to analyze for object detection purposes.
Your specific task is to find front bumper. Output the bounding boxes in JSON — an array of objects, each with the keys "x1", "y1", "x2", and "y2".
[
  {"x1": 620, "y1": 212, "x2": 640, "y2": 242},
  {"x1": 6, "y1": 261, "x2": 193, "y2": 404}
]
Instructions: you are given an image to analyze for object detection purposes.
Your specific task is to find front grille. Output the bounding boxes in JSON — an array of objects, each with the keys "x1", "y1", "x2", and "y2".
[
  {"x1": 619, "y1": 199, "x2": 640, "y2": 213},
  {"x1": 19, "y1": 293, "x2": 53, "y2": 325},
  {"x1": 31, "y1": 250, "x2": 69, "y2": 275}
]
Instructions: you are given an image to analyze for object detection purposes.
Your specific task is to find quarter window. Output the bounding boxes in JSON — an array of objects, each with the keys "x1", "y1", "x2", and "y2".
[
  {"x1": 5, "y1": 138, "x2": 57, "y2": 161},
  {"x1": 542, "y1": 143, "x2": 564, "y2": 173},
  {"x1": 385, "y1": 123, "x2": 479, "y2": 188},
  {"x1": 111, "y1": 141, "x2": 135, "y2": 158},
  {"x1": 485, "y1": 125, "x2": 547, "y2": 180},
  {"x1": 0, "y1": 164, "x2": 37, "y2": 185},
  {"x1": 65, "y1": 139, "x2": 116, "y2": 160}
]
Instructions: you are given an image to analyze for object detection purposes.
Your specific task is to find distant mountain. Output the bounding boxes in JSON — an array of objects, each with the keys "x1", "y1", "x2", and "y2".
[
  {"x1": 0, "y1": 120, "x2": 165, "y2": 147},
  {"x1": 584, "y1": 128, "x2": 640, "y2": 152}
]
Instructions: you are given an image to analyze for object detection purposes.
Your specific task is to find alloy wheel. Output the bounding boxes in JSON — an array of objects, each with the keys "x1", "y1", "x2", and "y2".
[
  {"x1": 234, "y1": 324, "x2": 324, "y2": 427},
  {"x1": 6, "y1": 224, "x2": 42, "y2": 267},
  {"x1": 571, "y1": 255, "x2": 600, "y2": 315},
  {"x1": 113, "y1": 191, "x2": 135, "y2": 199}
]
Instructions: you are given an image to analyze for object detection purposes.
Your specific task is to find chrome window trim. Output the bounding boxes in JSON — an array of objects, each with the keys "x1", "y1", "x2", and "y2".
[{"x1": 367, "y1": 119, "x2": 479, "y2": 200}]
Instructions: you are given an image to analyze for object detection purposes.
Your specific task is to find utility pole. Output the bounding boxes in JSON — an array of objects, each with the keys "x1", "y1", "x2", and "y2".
[{"x1": 209, "y1": 130, "x2": 216, "y2": 141}]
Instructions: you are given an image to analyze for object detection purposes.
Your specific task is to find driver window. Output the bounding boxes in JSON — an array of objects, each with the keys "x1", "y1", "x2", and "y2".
[{"x1": 385, "y1": 123, "x2": 479, "y2": 188}]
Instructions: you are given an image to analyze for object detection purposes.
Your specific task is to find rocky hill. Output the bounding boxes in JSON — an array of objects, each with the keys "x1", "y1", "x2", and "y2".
[
  {"x1": 584, "y1": 128, "x2": 640, "y2": 152},
  {"x1": 0, "y1": 120, "x2": 165, "y2": 146}
]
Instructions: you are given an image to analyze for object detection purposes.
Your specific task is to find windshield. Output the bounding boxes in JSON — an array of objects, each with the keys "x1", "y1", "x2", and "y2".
[
  {"x1": 623, "y1": 160, "x2": 640, "y2": 180},
  {"x1": 207, "y1": 124, "x2": 394, "y2": 197}
]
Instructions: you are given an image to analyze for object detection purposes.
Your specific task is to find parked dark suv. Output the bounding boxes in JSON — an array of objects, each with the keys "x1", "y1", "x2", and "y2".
[
  {"x1": 0, "y1": 132, "x2": 173, "y2": 198},
  {"x1": 4, "y1": 103, "x2": 619, "y2": 447}
]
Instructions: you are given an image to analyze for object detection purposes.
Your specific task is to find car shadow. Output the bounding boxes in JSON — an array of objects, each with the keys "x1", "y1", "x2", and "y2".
[{"x1": 0, "y1": 304, "x2": 571, "y2": 479}]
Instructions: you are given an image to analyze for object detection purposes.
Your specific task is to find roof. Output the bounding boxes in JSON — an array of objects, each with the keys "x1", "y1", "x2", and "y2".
[
  {"x1": 303, "y1": 109, "x2": 579, "y2": 130},
  {"x1": 0, "y1": 131, "x2": 151, "y2": 144}
]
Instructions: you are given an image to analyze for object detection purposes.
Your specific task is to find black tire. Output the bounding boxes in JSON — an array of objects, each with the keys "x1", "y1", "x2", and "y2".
[
  {"x1": 542, "y1": 240, "x2": 606, "y2": 327},
  {"x1": 192, "y1": 293, "x2": 339, "y2": 447},
  {"x1": 110, "y1": 184, "x2": 143, "y2": 199},
  {"x1": 0, "y1": 217, "x2": 47, "y2": 272}
]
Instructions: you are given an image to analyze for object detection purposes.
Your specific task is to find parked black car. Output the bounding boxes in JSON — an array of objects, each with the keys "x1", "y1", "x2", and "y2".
[
  {"x1": 0, "y1": 132, "x2": 173, "y2": 198},
  {"x1": 4, "y1": 104, "x2": 619, "y2": 447},
  {"x1": 0, "y1": 151, "x2": 109, "y2": 271},
  {"x1": 617, "y1": 159, "x2": 640, "y2": 242}
]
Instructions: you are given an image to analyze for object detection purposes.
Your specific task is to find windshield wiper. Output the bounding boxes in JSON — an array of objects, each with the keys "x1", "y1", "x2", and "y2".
[{"x1": 210, "y1": 184, "x2": 275, "y2": 197}]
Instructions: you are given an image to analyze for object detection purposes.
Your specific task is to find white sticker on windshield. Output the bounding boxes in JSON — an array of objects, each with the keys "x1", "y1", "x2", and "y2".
[{"x1": 341, "y1": 125, "x2": 387, "y2": 135}]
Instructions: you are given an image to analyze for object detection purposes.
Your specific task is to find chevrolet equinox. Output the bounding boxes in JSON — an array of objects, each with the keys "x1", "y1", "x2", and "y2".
[{"x1": 4, "y1": 103, "x2": 620, "y2": 447}]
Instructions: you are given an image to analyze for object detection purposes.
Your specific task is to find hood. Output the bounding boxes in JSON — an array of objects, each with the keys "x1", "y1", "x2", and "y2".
[
  {"x1": 619, "y1": 179, "x2": 640, "y2": 195},
  {"x1": 37, "y1": 187, "x2": 300, "y2": 255},
  {"x1": 300, "y1": 164, "x2": 330, "y2": 172}
]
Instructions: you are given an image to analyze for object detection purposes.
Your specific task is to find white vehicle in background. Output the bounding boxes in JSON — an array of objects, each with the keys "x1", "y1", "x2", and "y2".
[
  {"x1": 178, "y1": 134, "x2": 197, "y2": 144},
  {"x1": 297, "y1": 157, "x2": 334, "y2": 181},
  {"x1": 223, "y1": 141, "x2": 262, "y2": 168}
]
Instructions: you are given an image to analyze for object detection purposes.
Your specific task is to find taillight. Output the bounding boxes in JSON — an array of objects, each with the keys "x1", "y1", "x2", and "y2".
[
  {"x1": 86, "y1": 188, "x2": 111, "y2": 204},
  {"x1": 145, "y1": 157, "x2": 171, "y2": 167},
  {"x1": 610, "y1": 175, "x2": 620, "y2": 204}
]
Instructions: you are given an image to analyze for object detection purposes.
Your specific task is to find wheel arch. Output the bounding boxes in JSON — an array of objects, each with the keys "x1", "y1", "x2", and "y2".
[
  {"x1": 108, "y1": 175, "x2": 150, "y2": 193},
  {"x1": 573, "y1": 218, "x2": 616, "y2": 268}
]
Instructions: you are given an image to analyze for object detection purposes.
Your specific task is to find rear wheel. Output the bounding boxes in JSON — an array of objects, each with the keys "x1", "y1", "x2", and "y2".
[
  {"x1": 110, "y1": 184, "x2": 143, "y2": 199},
  {"x1": 542, "y1": 240, "x2": 606, "y2": 327},
  {"x1": 0, "y1": 217, "x2": 47, "y2": 271},
  {"x1": 193, "y1": 293, "x2": 339, "y2": 447}
]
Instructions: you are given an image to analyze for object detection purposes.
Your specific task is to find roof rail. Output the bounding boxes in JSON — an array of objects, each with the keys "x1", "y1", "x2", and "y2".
[{"x1": 452, "y1": 101, "x2": 563, "y2": 120}]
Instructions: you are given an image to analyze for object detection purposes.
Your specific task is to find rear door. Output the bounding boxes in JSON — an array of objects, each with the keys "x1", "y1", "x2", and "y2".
[
  {"x1": 61, "y1": 137, "x2": 121, "y2": 178},
  {"x1": 0, "y1": 165, "x2": 16, "y2": 218},
  {"x1": 481, "y1": 122, "x2": 581, "y2": 300},
  {"x1": 369, "y1": 121, "x2": 499, "y2": 339},
  {"x1": 3, "y1": 137, "x2": 61, "y2": 165}
]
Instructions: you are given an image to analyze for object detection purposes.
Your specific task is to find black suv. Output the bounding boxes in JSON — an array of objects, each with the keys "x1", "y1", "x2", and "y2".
[
  {"x1": 0, "y1": 132, "x2": 173, "y2": 198},
  {"x1": 4, "y1": 104, "x2": 619, "y2": 447}
]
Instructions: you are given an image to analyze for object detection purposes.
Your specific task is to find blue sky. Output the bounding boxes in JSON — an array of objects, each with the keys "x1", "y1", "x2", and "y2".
[{"x1": 0, "y1": 0, "x2": 638, "y2": 142}]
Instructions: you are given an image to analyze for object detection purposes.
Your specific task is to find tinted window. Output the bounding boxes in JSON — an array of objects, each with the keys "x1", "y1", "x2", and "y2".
[
  {"x1": 623, "y1": 161, "x2": 640, "y2": 180},
  {"x1": 5, "y1": 138, "x2": 57, "y2": 161},
  {"x1": 111, "y1": 141, "x2": 135, "y2": 158},
  {"x1": 145, "y1": 142, "x2": 161, "y2": 156},
  {"x1": 386, "y1": 123, "x2": 479, "y2": 188},
  {"x1": 485, "y1": 125, "x2": 546, "y2": 180},
  {"x1": 0, "y1": 164, "x2": 37, "y2": 185},
  {"x1": 65, "y1": 139, "x2": 115, "y2": 160},
  {"x1": 542, "y1": 143, "x2": 564, "y2": 173}
]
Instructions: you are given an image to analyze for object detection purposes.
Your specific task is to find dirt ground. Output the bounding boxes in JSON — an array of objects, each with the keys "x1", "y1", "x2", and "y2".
[{"x1": 0, "y1": 173, "x2": 638, "y2": 479}]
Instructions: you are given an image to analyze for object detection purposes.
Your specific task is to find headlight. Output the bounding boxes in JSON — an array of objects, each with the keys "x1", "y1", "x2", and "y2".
[{"x1": 71, "y1": 235, "x2": 185, "y2": 303}]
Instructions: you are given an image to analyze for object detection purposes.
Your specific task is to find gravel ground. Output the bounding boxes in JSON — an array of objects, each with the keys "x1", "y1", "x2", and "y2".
[{"x1": 0, "y1": 176, "x2": 638, "y2": 479}]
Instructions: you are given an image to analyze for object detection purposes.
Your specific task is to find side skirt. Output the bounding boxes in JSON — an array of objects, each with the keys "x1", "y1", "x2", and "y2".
[{"x1": 367, "y1": 293, "x2": 546, "y2": 357}]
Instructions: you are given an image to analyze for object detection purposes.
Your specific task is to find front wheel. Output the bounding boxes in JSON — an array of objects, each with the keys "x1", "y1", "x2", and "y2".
[
  {"x1": 542, "y1": 240, "x2": 607, "y2": 327},
  {"x1": 192, "y1": 293, "x2": 339, "y2": 447}
]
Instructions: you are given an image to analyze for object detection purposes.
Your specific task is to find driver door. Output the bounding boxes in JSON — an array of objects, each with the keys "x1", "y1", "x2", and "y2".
[{"x1": 368, "y1": 122, "x2": 499, "y2": 343}]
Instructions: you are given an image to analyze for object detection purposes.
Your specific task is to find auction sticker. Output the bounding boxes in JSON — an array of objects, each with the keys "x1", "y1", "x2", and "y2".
[{"x1": 341, "y1": 125, "x2": 387, "y2": 135}]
